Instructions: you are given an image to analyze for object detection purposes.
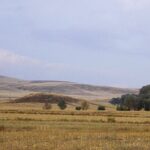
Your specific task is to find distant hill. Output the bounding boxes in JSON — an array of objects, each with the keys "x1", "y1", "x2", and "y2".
[{"x1": 0, "y1": 75, "x2": 138, "y2": 100}]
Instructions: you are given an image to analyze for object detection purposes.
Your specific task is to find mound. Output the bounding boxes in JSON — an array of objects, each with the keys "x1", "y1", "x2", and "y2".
[{"x1": 13, "y1": 93, "x2": 83, "y2": 104}]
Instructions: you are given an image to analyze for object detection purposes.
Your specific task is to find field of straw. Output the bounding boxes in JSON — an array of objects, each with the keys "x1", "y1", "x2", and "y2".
[{"x1": 0, "y1": 102, "x2": 150, "y2": 150}]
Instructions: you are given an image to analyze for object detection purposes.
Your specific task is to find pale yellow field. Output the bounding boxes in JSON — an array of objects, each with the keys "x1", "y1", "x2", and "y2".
[{"x1": 0, "y1": 102, "x2": 150, "y2": 150}]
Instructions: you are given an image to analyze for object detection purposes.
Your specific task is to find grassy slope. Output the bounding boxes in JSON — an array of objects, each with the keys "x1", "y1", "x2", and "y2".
[{"x1": 0, "y1": 75, "x2": 138, "y2": 101}]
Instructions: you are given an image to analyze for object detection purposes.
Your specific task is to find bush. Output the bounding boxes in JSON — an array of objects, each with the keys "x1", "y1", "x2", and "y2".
[
  {"x1": 75, "y1": 106, "x2": 81, "y2": 111},
  {"x1": 97, "y1": 105, "x2": 105, "y2": 111},
  {"x1": 43, "y1": 102, "x2": 52, "y2": 110},
  {"x1": 81, "y1": 101, "x2": 89, "y2": 110},
  {"x1": 58, "y1": 100, "x2": 67, "y2": 110}
]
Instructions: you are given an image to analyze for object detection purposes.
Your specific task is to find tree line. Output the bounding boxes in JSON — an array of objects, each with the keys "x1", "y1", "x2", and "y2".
[
  {"x1": 110, "y1": 85, "x2": 150, "y2": 111},
  {"x1": 43, "y1": 100, "x2": 106, "y2": 111}
]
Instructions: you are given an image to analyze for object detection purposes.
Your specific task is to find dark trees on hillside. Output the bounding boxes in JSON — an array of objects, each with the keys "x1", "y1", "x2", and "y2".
[
  {"x1": 111, "y1": 85, "x2": 150, "y2": 111},
  {"x1": 115, "y1": 94, "x2": 142, "y2": 111}
]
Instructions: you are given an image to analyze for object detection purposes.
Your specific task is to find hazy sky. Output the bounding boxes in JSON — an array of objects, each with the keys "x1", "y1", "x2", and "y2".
[{"x1": 0, "y1": 0, "x2": 150, "y2": 88}]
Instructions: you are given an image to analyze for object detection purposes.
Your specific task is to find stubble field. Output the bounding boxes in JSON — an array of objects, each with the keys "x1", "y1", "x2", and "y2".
[{"x1": 0, "y1": 102, "x2": 150, "y2": 150}]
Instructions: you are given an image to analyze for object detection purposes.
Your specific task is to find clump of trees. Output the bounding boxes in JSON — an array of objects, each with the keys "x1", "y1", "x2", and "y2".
[
  {"x1": 76, "y1": 102, "x2": 105, "y2": 111},
  {"x1": 110, "y1": 85, "x2": 150, "y2": 111},
  {"x1": 42, "y1": 99, "x2": 106, "y2": 111}
]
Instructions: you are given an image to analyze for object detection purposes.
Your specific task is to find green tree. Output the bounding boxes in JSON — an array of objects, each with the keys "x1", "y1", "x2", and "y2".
[{"x1": 58, "y1": 100, "x2": 67, "y2": 110}]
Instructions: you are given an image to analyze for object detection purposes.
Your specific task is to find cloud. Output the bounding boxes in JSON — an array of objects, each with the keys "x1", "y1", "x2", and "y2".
[
  {"x1": 0, "y1": 49, "x2": 40, "y2": 66},
  {"x1": 0, "y1": 49, "x2": 68, "y2": 71},
  {"x1": 0, "y1": 49, "x2": 76, "y2": 81}
]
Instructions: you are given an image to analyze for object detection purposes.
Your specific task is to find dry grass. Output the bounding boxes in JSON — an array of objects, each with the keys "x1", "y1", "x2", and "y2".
[{"x1": 0, "y1": 102, "x2": 150, "y2": 150}]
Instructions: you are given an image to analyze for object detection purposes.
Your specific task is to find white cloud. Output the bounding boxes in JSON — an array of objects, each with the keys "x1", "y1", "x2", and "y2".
[
  {"x1": 0, "y1": 49, "x2": 74, "y2": 80},
  {"x1": 0, "y1": 49, "x2": 68, "y2": 70},
  {"x1": 0, "y1": 49, "x2": 40, "y2": 66}
]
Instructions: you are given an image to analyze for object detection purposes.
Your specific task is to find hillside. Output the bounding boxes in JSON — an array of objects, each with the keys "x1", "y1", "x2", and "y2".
[
  {"x1": 0, "y1": 75, "x2": 138, "y2": 100},
  {"x1": 13, "y1": 93, "x2": 83, "y2": 105}
]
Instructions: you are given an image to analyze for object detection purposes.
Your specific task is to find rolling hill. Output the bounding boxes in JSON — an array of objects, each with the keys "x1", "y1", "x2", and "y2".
[{"x1": 0, "y1": 75, "x2": 138, "y2": 100}]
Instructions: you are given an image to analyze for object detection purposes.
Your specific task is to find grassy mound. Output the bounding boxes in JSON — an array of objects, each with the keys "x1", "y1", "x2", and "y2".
[{"x1": 13, "y1": 93, "x2": 83, "y2": 104}]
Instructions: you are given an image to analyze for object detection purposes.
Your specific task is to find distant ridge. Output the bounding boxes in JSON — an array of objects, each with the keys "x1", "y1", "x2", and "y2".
[{"x1": 0, "y1": 75, "x2": 139, "y2": 100}]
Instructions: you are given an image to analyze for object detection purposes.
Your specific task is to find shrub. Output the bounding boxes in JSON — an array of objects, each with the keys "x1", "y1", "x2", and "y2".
[
  {"x1": 43, "y1": 102, "x2": 52, "y2": 110},
  {"x1": 81, "y1": 101, "x2": 89, "y2": 110},
  {"x1": 97, "y1": 105, "x2": 105, "y2": 111},
  {"x1": 58, "y1": 100, "x2": 67, "y2": 110},
  {"x1": 75, "y1": 106, "x2": 81, "y2": 111}
]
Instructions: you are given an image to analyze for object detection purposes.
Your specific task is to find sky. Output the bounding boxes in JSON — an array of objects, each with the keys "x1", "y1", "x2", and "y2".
[{"x1": 0, "y1": 0, "x2": 150, "y2": 88}]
